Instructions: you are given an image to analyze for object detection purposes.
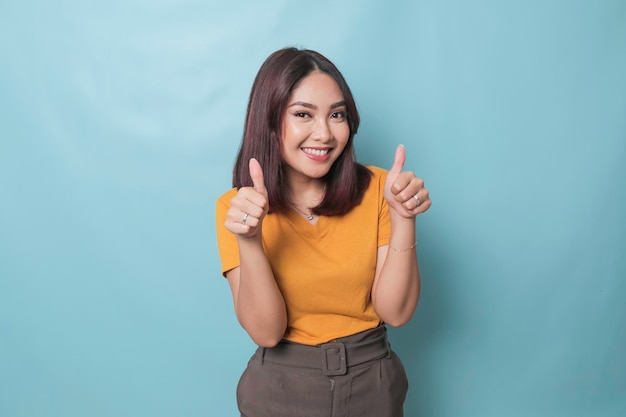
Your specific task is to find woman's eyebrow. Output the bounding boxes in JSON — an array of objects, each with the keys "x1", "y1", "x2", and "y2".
[
  {"x1": 287, "y1": 100, "x2": 346, "y2": 109},
  {"x1": 288, "y1": 101, "x2": 316, "y2": 109}
]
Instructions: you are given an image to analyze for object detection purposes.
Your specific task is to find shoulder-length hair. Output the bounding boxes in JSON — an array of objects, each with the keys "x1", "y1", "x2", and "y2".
[{"x1": 232, "y1": 47, "x2": 371, "y2": 216}]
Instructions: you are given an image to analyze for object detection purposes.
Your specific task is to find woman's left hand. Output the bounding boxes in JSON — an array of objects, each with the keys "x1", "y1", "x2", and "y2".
[{"x1": 384, "y1": 145, "x2": 431, "y2": 218}]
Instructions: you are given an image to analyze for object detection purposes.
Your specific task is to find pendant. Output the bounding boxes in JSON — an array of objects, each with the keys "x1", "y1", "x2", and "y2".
[{"x1": 293, "y1": 204, "x2": 314, "y2": 221}]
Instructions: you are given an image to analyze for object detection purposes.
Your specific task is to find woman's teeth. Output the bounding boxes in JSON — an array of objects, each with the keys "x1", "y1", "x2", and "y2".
[{"x1": 302, "y1": 148, "x2": 329, "y2": 156}]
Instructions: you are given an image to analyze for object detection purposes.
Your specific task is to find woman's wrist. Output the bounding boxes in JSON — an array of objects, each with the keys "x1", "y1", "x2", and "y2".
[{"x1": 389, "y1": 241, "x2": 417, "y2": 252}]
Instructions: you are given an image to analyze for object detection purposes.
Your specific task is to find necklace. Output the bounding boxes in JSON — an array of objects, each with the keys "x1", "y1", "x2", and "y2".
[{"x1": 292, "y1": 205, "x2": 314, "y2": 221}]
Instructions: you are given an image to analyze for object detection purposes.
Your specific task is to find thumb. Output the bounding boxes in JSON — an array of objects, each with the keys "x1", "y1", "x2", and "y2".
[
  {"x1": 388, "y1": 144, "x2": 406, "y2": 177},
  {"x1": 249, "y1": 158, "x2": 267, "y2": 194}
]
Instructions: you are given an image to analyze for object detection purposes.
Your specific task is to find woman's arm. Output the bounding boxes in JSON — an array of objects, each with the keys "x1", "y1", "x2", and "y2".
[
  {"x1": 226, "y1": 236, "x2": 287, "y2": 347},
  {"x1": 372, "y1": 216, "x2": 420, "y2": 327},
  {"x1": 224, "y1": 159, "x2": 287, "y2": 347},
  {"x1": 371, "y1": 145, "x2": 431, "y2": 326}
]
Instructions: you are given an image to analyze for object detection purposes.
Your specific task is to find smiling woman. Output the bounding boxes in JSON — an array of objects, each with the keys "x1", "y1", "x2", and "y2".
[
  {"x1": 279, "y1": 72, "x2": 350, "y2": 190},
  {"x1": 215, "y1": 47, "x2": 431, "y2": 417}
]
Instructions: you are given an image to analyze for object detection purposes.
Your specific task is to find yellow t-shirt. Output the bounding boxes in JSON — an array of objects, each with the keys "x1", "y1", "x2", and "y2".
[{"x1": 215, "y1": 166, "x2": 391, "y2": 345}]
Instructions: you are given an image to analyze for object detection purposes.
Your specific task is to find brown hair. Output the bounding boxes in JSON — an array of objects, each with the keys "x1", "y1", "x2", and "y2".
[{"x1": 232, "y1": 47, "x2": 371, "y2": 216}]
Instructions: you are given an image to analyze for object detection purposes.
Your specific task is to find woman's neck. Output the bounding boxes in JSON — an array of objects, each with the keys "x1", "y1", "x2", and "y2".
[{"x1": 287, "y1": 178, "x2": 326, "y2": 211}]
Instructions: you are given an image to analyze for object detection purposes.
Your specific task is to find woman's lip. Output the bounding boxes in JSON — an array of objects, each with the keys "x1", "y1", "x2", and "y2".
[{"x1": 302, "y1": 147, "x2": 332, "y2": 161}]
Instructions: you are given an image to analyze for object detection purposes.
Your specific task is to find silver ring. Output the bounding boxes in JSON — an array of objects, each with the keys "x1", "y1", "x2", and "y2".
[
  {"x1": 242, "y1": 213, "x2": 249, "y2": 225},
  {"x1": 413, "y1": 194, "x2": 420, "y2": 206}
]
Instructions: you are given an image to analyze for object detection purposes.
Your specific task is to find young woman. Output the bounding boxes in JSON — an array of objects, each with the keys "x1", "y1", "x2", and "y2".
[{"x1": 215, "y1": 47, "x2": 431, "y2": 417}]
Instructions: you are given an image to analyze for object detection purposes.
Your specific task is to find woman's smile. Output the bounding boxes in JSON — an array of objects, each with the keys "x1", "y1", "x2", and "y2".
[
  {"x1": 280, "y1": 71, "x2": 350, "y2": 181},
  {"x1": 301, "y1": 147, "x2": 332, "y2": 160}
]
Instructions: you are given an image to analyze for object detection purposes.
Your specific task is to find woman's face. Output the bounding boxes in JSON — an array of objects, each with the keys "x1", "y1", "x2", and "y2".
[{"x1": 280, "y1": 71, "x2": 350, "y2": 183}]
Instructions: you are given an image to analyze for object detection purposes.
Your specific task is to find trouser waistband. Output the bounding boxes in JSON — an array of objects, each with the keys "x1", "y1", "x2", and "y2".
[{"x1": 258, "y1": 325, "x2": 391, "y2": 376}]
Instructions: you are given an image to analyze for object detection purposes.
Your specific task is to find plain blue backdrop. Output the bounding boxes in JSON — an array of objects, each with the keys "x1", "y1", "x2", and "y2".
[{"x1": 1, "y1": 1, "x2": 625, "y2": 416}]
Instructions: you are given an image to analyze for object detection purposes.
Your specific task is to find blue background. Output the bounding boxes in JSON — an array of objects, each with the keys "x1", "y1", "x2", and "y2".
[{"x1": 1, "y1": 1, "x2": 625, "y2": 416}]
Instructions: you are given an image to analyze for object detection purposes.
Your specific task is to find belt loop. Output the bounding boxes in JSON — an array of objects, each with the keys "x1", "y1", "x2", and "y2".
[{"x1": 383, "y1": 327, "x2": 391, "y2": 359}]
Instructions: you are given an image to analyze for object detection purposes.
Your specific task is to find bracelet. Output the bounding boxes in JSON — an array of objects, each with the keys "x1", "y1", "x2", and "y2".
[{"x1": 389, "y1": 241, "x2": 417, "y2": 252}]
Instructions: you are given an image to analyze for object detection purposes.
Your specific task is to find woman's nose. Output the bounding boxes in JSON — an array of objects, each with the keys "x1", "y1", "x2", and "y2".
[{"x1": 311, "y1": 118, "x2": 331, "y2": 141}]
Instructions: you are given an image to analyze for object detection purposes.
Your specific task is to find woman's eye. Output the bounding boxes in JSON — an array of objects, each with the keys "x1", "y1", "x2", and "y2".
[
  {"x1": 331, "y1": 111, "x2": 346, "y2": 120},
  {"x1": 294, "y1": 112, "x2": 310, "y2": 118}
]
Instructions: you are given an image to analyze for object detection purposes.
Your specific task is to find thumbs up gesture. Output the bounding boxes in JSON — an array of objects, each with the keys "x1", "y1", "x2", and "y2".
[
  {"x1": 384, "y1": 145, "x2": 431, "y2": 218},
  {"x1": 225, "y1": 158, "x2": 269, "y2": 238}
]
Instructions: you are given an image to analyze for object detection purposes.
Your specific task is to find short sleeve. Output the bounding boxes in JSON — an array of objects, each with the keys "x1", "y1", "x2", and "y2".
[
  {"x1": 374, "y1": 167, "x2": 391, "y2": 247},
  {"x1": 215, "y1": 188, "x2": 240, "y2": 277}
]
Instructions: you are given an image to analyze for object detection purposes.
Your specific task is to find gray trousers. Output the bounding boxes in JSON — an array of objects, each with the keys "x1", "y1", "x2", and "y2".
[{"x1": 236, "y1": 325, "x2": 408, "y2": 417}]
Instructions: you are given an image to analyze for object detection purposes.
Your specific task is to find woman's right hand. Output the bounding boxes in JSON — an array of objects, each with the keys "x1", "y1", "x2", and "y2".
[{"x1": 225, "y1": 158, "x2": 269, "y2": 238}]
